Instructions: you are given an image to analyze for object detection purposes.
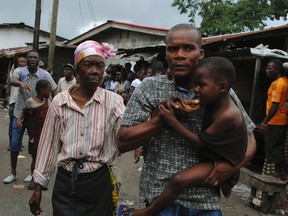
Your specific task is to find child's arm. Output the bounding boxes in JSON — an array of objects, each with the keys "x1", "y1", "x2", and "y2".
[
  {"x1": 168, "y1": 96, "x2": 200, "y2": 117},
  {"x1": 158, "y1": 104, "x2": 204, "y2": 148},
  {"x1": 158, "y1": 103, "x2": 238, "y2": 148},
  {"x1": 16, "y1": 111, "x2": 24, "y2": 129}
]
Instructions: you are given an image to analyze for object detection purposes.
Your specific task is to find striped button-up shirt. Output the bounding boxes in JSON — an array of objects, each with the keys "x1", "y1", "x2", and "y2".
[{"x1": 33, "y1": 87, "x2": 125, "y2": 188}]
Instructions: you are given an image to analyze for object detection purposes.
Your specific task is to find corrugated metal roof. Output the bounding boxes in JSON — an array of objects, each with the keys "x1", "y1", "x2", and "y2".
[
  {"x1": 0, "y1": 42, "x2": 66, "y2": 58},
  {"x1": 202, "y1": 24, "x2": 288, "y2": 45},
  {"x1": 108, "y1": 20, "x2": 169, "y2": 32},
  {"x1": 66, "y1": 20, "x2": 168, "y2": 47},
  {"x1": 2, "y1": 22, "x2": 288, "y2": 59}
]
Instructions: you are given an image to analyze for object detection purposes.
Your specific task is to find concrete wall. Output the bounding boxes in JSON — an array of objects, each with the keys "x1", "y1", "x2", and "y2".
[
  {"x1": 0, "y1": 28, "x2": 50, "y2": 49},
  {"x1": 96, "y1": 29, "x2": 165, "y2": 49}
]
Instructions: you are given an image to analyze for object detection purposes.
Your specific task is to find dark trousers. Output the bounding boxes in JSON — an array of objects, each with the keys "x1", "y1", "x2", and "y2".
[
  {"x1": 52, "y1": 166, "x2": 113, "y2": 216},
  {"x1": 265, "y1": 124, "x2": 288, "y2": 164}
]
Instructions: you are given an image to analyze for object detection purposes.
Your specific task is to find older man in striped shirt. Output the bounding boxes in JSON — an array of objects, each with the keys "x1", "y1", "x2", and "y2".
[{"x1": 29, "y1": 41, "x2": 125, "y2": 216}]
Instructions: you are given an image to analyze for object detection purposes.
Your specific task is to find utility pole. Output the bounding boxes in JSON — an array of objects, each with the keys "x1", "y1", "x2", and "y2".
[
  {"x1": 47, "y1": 0, "x2": 59, "y2": 72},
  {"x1": 33, "y1": 0, "x2": 42, "y2": 50}
]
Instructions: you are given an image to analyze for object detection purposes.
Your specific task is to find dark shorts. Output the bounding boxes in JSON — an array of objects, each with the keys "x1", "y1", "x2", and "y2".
[
  {"x1": 52, "y1": 165, "x2": 113, "y2": 216},
  {"x1": 10, "y1": 116, "x2": 26, "y2": 152},
  {"x1": 265, "y1": 124, "x2": 288, "y2": 164}
]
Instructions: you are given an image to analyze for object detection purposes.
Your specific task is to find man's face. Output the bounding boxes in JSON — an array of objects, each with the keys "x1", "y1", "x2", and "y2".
[
  {"x1": 77, "y1": 55, "x2": 105, "y2": 92},
  {"x1": 166, "y1": 29, "x2": 204, "y2": 79},
  {"x1": 26, "y1": 51, "x2": 39, "y2": 69},
  {"x1": 265, "y1": 62, "x2": 278, "y2": 79},
  {"x1": 63, "y1": 66, "x2": 73, "y2": 78}
]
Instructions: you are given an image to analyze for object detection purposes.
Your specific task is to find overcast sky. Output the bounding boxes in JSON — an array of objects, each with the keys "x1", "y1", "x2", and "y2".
[
  {"x1": 0, "y1": 0, "x2": 193, "y2": 40},
  {"x1": 0, "y1": 0, "x2": 286, "y2": 40}
]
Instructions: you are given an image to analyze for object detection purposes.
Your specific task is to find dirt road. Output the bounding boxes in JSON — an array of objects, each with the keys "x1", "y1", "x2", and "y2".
[{"x1": 0, "y1": 108, "x2": 283, "y2": 215}]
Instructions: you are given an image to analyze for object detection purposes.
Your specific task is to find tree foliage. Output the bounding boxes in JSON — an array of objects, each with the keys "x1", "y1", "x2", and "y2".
[{"x1": 172, "y1": 0, "x2": 288, "y2": 35}]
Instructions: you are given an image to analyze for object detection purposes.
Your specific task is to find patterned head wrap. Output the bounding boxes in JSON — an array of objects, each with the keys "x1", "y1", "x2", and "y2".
[{"x1": 74, "y1": 40, "x2": 116, "y2": 67}]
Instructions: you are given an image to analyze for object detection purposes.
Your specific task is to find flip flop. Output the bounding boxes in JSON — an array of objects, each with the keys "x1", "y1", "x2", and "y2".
[{"x1": 117, "y1": 203, "x2": 134, "y2": 216}]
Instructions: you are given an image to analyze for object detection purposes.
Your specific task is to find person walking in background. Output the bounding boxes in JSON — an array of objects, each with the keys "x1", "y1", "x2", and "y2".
[
  {"x1": 7, "y1": 56, "x2": 27, "y2": 151},
  {"x1": 110, "y1": 71, "x2": 121, "y2": 93},
  {"x1": 3, "y1": 50, "x2": 57, "y2": 184},
  {"x1": 118, "y1": 69, "x2": 131, "y2": 104},
  {"x1": 132, "y1": 57, "x2": 248, "y2": 216},
  {"x1": 260, "y1": 59, "x2": 288, "y2": 182},
  {"x1": 57, "y1": 63, "x2": 76, "y2": 92},
  {"x1": 16, "y1": 80, "x2": 52, "y2": 190},
  {"x1": 124, "y1": 62, "x2": 135, "y2": 83},
  {"x1": 129, "y1": 67, "x2": 146, "y2": 98},
  {"x1": 29, "y1": 40, "x2": 125, "y2": 216},
  {"x1": 150, "y1": 61, "x2": 165, "y2": 77},
  {"x1": 117, "y1": 24, "x2": 256, "y2": 216}
]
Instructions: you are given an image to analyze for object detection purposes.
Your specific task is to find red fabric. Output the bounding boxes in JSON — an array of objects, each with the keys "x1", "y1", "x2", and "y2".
[{"x1": 24, "y1": 100, "x2": 49, "y2": 155}]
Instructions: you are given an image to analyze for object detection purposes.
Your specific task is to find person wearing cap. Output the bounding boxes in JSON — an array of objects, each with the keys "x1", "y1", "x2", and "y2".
[
  {"x1": 57, "y1": 63, "x2": 76, "y2": 92},
  {"x1": 29, "y1": 40, "x2": 125, "y2": 215}
]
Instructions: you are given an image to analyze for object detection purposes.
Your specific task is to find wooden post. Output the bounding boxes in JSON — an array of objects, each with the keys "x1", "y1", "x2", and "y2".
[
  {"x1": 33, "y1": 0, "x2": 41, "y2": 51},
  {"x1": 249, "y1": 58, "x2": 261, "y2": 117},
  {"x1": 47, "y1": 0, "x2": 59, "y2": 73}
]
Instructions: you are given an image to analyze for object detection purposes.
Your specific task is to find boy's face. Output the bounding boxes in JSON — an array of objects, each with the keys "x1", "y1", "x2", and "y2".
[
  {"x1": 166, "y1": 29, "x2": 204, "y2": 79},
  {"x1": 193, "y1": 67, "x2": 219, "y2": 105},
  {"x1": 18, "y1": 57, "x2": 27, "y2": 67}
]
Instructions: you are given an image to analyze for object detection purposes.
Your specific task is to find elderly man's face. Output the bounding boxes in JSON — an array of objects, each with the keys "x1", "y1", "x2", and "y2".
[{"x1": 77, "y1": 55, "x2": 105, "y2": 91}]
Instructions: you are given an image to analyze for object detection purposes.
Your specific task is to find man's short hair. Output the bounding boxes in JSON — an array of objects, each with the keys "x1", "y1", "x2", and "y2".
[
  {"x1": 166, "y1": 23, "x2": 202, "y2": 47},
  {"x1": 26, "y1": 50, "x2": 39, "y2": 58},
  {"x1": 269, "y1": 59, "x2": 284, "y2": 75}
]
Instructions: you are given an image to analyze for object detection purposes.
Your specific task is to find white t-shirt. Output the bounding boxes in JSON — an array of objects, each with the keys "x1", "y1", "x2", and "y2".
[
  {"x1": 120, "y1": 80, "x2": 131, "y2": 96},
  {"x1": 57, "y1": 77, "x2": 76, "y2": 92},
  {"x1": 110, "y1": 81, "x2": 119, "y2": 92},
  {"x1": 131, "y1": 79, "x2": 142, "y2": 89}
]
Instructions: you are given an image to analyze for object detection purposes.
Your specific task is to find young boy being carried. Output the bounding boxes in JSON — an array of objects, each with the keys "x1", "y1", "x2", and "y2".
[
  {"x1": 130, "y1": 57, "x2": 248, "y2": 216},
  {"x1": 16, "y1": 80, "x2": 52, "y2": 190}
]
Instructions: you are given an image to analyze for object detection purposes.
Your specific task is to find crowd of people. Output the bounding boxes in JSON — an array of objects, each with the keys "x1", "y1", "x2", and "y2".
[
  {"x1": 1, "y1": 23, "x2": 287, "y2": 216},
  {"x1": 102, "y1": 58, "x2": 166, "y2": 105}
]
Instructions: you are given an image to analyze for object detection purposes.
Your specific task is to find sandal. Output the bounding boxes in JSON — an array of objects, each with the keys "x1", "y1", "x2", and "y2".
[{"x1": 117, "y1": 203, "x2": 134, "y2": 216}]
